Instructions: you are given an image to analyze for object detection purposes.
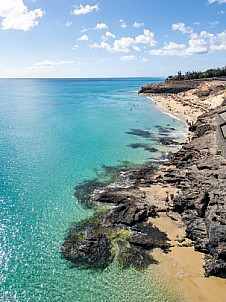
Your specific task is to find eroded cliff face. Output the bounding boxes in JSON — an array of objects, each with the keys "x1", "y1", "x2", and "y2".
[
  {"x1": 139, "y1": 79, "x2": 225, "y2": 99},
  {"x1": 139, "y1": 79, "x2": 204, "y2": 94}
]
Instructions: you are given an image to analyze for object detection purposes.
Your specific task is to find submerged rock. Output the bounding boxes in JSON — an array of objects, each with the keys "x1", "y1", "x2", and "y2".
[
  {"x1": 117, "y1": 241, "x2": 158, "y2": 270},
  {"x1": 128, "y1": 143, "x2": 158, "y2": 153},
  {"x1": 125, "y1": 128, "x2": 152, "y2": 139},
  {"x1": 61, "y1": 230, "x2": 114, "y2": 270},
  {"x1": 158, "y1": 137, "x2": 180, "y2": 146}
]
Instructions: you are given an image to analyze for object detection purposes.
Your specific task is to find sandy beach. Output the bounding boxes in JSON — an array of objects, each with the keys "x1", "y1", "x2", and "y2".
[
  {"x1": 146, "y1": 80, "x2": 226, "y2": 124},
  {"x1": 140, "y1": 79, "x2": 226, "y2": 301}
]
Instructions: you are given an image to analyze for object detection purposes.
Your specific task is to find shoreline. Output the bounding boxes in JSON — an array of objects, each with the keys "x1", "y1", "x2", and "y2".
[
  {"x1": 140, "y1": 79, "x2": 226, "y2": 301},
  {"x1": 146, "y1": 95, "x2": 189, "y2": 144},
  {"x1": 147, "y1": 95, "x2": 188, "y2": 125},
  {"x1": 62, "y1": 78, "x2": 226, "y2": 302}
]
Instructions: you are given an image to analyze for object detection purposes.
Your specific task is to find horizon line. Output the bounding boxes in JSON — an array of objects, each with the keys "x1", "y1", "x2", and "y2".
[{"x1": 0, "y1": 76, "x2": 166, "y2": 80}]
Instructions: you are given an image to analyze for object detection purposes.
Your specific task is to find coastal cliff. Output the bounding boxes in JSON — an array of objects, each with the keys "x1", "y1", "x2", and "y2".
[{"x1": 62, "y1": 79, "x2": 226, "y2": 279}]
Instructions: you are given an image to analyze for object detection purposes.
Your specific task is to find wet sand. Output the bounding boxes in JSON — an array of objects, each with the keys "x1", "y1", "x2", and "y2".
[
  {"x1": 140, "y1": 177, "x2": 226, "y2": 302},
  {"x1": 150, "y1": 212, "x2": 226, "y2": 302}
]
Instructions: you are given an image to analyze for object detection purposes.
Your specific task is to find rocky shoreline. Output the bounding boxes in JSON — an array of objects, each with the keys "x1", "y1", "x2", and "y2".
[
  {"x1": 61, "y1": 81, "x2": 226, "y2": 278},
  {"x1": 61, "y1": 163, "x2": 172, "y2": 271},
  {"x1": 153, "y1": 101, "x2": 226, "y2": 277}
]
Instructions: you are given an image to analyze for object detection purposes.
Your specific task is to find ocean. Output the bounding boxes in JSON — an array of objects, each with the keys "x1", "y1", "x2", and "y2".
[{"x1": 0, "y1": 78, "x2": 186, "y2": 301}]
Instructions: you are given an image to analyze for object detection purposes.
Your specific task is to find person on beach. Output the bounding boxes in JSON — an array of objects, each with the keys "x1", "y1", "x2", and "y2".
[
  {"x1": 170, "y1": 193, "x2": 174, "y2": 201},
  {"x1": 166, "y1": 207, "x2": 170, "y2": 216},
  {"x1": 165, "y1": 194, "x2": 169, "y2": 206},
  {"x1": 150, "y1": 206, "x2": 156, "y2": 216}
]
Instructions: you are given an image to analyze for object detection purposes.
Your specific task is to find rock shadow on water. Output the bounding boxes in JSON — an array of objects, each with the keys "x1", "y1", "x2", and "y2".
[
  {"x1": 128, "y1": 143, "x2": 159, "y2": 153},
  {"x1": 125, "y1": 129, "x2": 154, "y2": 139}
]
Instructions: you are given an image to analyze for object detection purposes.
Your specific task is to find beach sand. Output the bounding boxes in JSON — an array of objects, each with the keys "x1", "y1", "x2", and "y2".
[
  {"x1": 146, "y1": 80, "x2": 226, "y2": 124},
  {"x1": 139, "y1": 179, "x2": 226, "y2": 302},
  {"x1": 151, "y1": 212, "x2": 226, "y2": 302},
  {"x1": 141, "y1": 80, "x2": 226, "y2": 301}
]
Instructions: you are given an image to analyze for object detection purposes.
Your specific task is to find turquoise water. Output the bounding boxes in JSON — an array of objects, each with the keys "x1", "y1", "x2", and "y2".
[{"x1": 0, "y1": 78, "x2": 185, "y2": 301}]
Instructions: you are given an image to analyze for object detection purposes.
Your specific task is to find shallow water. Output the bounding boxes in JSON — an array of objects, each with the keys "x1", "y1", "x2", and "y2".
[{"x1": 0, "y1": 78, "x2": 186, "y2": 301}]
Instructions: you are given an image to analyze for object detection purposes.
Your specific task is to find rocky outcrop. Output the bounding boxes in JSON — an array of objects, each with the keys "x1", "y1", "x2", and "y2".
[
  {"x1": 62, "y1": 230, "x2": 114, "y2": 269},
  {"x1": 161, "y1": 104, "x2": 226, "y2": 277},
  {"x1": 139, "y1": 79, "x2": 204, "y2": 94}
]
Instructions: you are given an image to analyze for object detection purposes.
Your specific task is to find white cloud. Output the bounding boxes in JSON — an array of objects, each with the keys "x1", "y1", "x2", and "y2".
[
  {"x1": 95, "y1": 23, "x2": 108, "y2": 30},
  {"x1": 218, "y1": 10, "x2": 225, "y2": 13},
  {"x1": 133, "y1": 22, "x2": 144, "y2": 28},
  {"x1": 150, "y1": 42, "x2": 186, "y2": 56},
  {"x1": 119, "y1": 19, "x2": 127, "y2": 28},
  {"x1": 90, "y1": 29, "x2": 157, "y2": 53},
  {"x1": 112, "y1": 29, "x2": 156, "y2": 52},
  {"x1": 106, "y1": 31, "x2": 115, "y2": 38},
  {"x1": 73, "y1": 4, "x2": 99, "y2": 15},
  {"x1": 194, "y1": 22, "x2": 201, "y2": 26},
  {"x1": 73, "y1": 45, "x2": 79, "y2": 49},
  {"x1": 208, "y1": 0, "x2": 226, "y2": 4},
  {"x1": 0, "y1": 0, "x2": 45, "y2": 31},
  {"x1": 66, "y1": 21, "x2": 72, "y2": 27},
  {"x1": 135, "y1": 29, "x2": 157, "y2": 47},
  {"x1": 77, "y1": 34, "x2": 88, "y2": 41},
  {"x1": 185, "y1": 37, "x2": 209, "y2": 55},
  {"x1": 172, "y1": 22, "x2": 193, "y2": 34},
  {"x1": 29, "y1": 60, "x2": 74, "y2": 70},
  {"x1": 89, "y1": 42, "x2": 112, "y2": 51},
  {"x1": 209, "y1": 21, "x2": 219, "y2": 27},
  {"x1": 150, "y1": 30, "x2": 226, "y2": 56},
  {"x1": 120, "y1": 55, "x2": 136, "y2": 61},
  {"x1": 113, "y1": 37, "x2": 141, "y2": 52},
  {"x1": 101, "y1": 35, "x2": 108, "y2": 41},
  {"x1": 209, "y1": 30, "x2": 226, "y2": 51},
  {"x1": 140, "y1": 57, "x2": 149, "y2": 62}
]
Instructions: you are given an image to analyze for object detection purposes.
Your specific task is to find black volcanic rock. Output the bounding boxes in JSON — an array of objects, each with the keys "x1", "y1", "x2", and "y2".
[
  {"x1": 164, "y1": 104, "x2": 226, "y2": 277},
  {"x1": 103, "y1": 201, "x2": 149, "y2": 227},
  {"x1": 61, "y1": 230, "x2": 114, "y2": 269},
  {"x1": 128, "y1": 223, "x2": 170, "y2": 251}
]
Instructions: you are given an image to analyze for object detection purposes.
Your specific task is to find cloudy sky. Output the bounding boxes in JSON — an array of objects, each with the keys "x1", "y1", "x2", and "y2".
[{"x1": 0, "y1": 0, "x2": 225, "y2": 77}]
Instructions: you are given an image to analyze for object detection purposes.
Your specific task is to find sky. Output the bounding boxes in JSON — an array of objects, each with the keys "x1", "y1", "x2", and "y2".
[{"x1": 0, "y1": 0, "x2": 225, "y2": 78}]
